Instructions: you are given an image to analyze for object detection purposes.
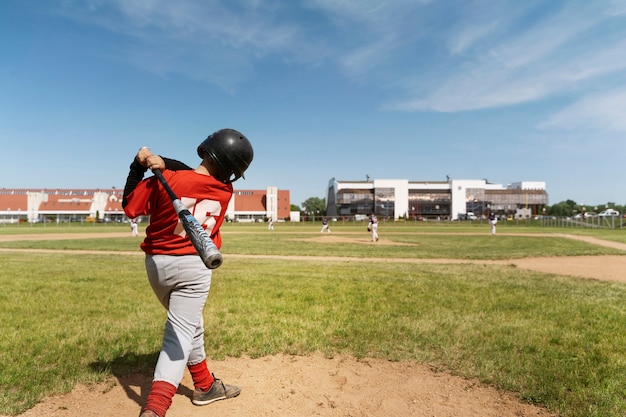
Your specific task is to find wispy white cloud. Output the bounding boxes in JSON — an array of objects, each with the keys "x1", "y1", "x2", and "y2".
[
  {"x1": 305, "y1": 0, "x2": 434, "y2": 80},
  {"x1": 83, "y1": 0, "x2": 297, "y2": 51},
  {"x1": 608, "y1": 0, "x2": 626, "y2": 16},
  {"x1": 53, "y1": 0, "x2": 626, "y2": 127},
  {"x1": 443, "y1": 1, "x2": 529, "y2": 55},
  {"x1": 55, "y1": 0, "x2": 320, "y2": 90},
  {"x1": 487, "y1": 5, "x2": 596, "y2": 70},
  {"x1": 538, "y1": 88, "x2": 626, "y2": 132},
  {"x1": 448, "y1": 21, "x2": 499, "y2": 55},
  {"x1": 383, "y1": 2, "x2": 626, "y2": 113},
  {"x1": 385, "y1": 35, "x2": 626, "y2": 113}
]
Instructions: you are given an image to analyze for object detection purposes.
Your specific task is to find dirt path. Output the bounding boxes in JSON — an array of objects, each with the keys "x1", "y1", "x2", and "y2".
[
  {"x1": 4, "y1": 232, "x2": 624, "y2": 283},
  {"x1": 1, "y1": 231, "x2": 624, "y2": 417}
]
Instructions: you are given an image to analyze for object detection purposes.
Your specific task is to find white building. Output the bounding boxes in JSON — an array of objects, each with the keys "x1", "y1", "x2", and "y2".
[{"x1": 325, "y1": 178, "x2": 547, "y2": 220}]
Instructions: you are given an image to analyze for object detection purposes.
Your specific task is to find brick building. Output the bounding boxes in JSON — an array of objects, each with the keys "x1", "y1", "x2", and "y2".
[{"x1": 0, "y1": 186, "x2": 290, "y2": 223}]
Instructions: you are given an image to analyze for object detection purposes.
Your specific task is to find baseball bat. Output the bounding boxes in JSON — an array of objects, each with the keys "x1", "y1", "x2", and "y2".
[{"x1": 152, "y1": 169, "x2": 223, "y2": 269}]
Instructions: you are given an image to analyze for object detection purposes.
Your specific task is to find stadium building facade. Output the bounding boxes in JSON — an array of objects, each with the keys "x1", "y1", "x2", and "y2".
[
  {"x1": 0, "y1": 186, "x2": 290, "y2": 224},
  {"x1": 325, "y1": 178, "x2": 548, "y2": 220}
]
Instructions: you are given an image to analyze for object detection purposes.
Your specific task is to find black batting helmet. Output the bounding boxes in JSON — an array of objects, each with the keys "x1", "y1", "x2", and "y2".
[{"x1": 197, "y1": 128, "x2": 254, "y2": 184}]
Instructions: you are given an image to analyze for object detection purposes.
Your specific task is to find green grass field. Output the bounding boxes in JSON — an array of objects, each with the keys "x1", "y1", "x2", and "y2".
[{"x1": 1, "y1": 222, "x2": 626, "y2": 416}]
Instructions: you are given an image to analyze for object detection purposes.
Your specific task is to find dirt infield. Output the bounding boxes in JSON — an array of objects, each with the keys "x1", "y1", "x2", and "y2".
[{"x1": 2, "y1": 232, "x2": 625, "y2": 417}]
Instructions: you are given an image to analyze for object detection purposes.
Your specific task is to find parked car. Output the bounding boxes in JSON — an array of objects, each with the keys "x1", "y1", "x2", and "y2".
[
  {"x1": 583, "y1": 212, "x2": 597, "y2": 218},
  {"x1": 599, "y1": 209, "x2": 620, "y2": 217},
  {"x1": 534, "y1": 215, "x2": 556, "y2": 220},
  {"x1": 458, "y1": 212, "x2": 477, "y2": 221}
]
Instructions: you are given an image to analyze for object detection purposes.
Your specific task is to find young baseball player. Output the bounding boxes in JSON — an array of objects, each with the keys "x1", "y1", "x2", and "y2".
[
  {"x1": 320, "y1": 217, "x2": 331, "y2": 234},
  {"x1": 489, "y1": 212, "x2": 498, "y2": 235},
  {"x1": 369, "y1": 213, "x2": 379, "y2": 242},
  {"x1": 122, "y1": 128, "x2": 253, "y2": 417},
  {"x1": 130, "y1": 218, "x2": 139, "y2": 236}
]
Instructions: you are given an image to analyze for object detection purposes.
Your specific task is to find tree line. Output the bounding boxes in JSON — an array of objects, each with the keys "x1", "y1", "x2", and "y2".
[
  {"x1": 292, "y1": 197, "x2": 624, "y2": 218},
  {"x1": 546, "y1": 200, "x2": 623, "y2": 217}
]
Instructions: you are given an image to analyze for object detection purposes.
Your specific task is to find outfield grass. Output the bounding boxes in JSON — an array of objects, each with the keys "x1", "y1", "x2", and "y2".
[
  {"x1": 1, "y1": 224, "x2": 626, "y2": 416},
  {"x1": 0, "y1": 222, "x2": 624, "y2": 259}
]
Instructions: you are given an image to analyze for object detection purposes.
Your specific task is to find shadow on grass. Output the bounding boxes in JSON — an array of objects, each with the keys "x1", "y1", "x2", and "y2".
[{"x1": 89, "y1": 352, "x2": 195, "y2": 408}]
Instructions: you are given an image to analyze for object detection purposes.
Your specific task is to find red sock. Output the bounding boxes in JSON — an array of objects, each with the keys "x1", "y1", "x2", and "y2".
[
  {"x1": 143, "y1": 380, "x2": 177, "y2": 417},
  {"x1": 188, "y1": 360, "x2": 215, "y2": 391}
]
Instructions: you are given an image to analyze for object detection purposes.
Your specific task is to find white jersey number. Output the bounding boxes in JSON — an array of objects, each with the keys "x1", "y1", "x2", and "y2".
[{"x1": 174, "y1": 197, "x2": 222, "y2": 237}]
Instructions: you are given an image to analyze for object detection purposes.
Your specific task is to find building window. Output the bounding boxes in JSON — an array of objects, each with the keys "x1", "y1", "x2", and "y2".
[
  {"x1": 409, "y1": 190, "x2": 450, "y2": 218},
  {"x1": 375, "y1": 188, "x2": 394, "y2": 218}
]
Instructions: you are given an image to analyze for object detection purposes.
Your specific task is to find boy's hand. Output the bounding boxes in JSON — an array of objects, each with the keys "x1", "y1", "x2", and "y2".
[{"x1": 136, "y1": 147, "x2": 165, "y2": 171}]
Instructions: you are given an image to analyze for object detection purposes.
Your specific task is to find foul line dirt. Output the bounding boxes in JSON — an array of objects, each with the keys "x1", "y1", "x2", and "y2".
[{"x1": 0, "y1": 232, "x2": 625, "y2": 283}]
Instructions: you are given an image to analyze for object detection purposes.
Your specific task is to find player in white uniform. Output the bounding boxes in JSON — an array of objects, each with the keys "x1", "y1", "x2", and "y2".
[
  {"x1": 320, "y1": 218, "x2": 331, "y2": 234},
  {"x1": 369, "y1": 214, "x2": 378, "y2": 242},
  {"x1": 489, "y1": 212, "x2": 498, "y2": 235}
]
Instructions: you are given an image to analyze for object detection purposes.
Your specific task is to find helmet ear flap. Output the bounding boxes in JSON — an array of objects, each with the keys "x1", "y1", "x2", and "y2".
[{"x1": 197, "y1": 146, "x2": 214, "y2": 165}]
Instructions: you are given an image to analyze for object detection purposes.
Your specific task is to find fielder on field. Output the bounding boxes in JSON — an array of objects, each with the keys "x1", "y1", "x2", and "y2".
[
  {"x1": 489, "y1": 212, "x2": 498, "y2": 235},
  {"x1": 368, "y1": 213, "x2": 379, "y2": 242},
  {"x1": 320, "y1": 217, "x2": 331, "y2": 234},
  {"x1": 122, "y1": 128, "x2": 254, "y2": 417}
]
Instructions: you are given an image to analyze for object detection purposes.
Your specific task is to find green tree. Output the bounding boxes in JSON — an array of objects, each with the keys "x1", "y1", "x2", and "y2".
[
  {"x1": 301, "y1": 197, "x2": 326, "y2": 216},
  {"x1": 564, "y1": 199, "x2": 578, "y2": 211},
  {"x1": 549, "y1": 202, "x2": 572, "y2": 217}
]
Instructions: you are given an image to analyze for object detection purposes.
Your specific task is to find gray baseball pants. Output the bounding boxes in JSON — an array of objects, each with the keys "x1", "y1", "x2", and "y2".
[{"x1": 145, "y1": 254, "x2": 212, "y2": 387}]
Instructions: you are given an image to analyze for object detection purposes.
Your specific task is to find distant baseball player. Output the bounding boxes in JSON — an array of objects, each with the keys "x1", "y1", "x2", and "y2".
[
  {"x1": 369, "y1": 213, "x2": 379, "y2": 242},
  {"x1": 489, "y1": 212, "x2": 498, "y2": 235},
  {"x1": 320, "y1": 217, "x2": 331, "y2": 234},
  {"x1": 122, "y1": 128, "x2": 254, "y2": 417},
  {"x1": 130, "y1": 218, "x2": 139, "y2": 236}
]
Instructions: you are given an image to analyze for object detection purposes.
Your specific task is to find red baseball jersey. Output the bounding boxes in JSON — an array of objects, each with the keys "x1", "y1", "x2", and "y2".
[{"x1": 124, "y1": 169, "x2": 233, "y2": 255}]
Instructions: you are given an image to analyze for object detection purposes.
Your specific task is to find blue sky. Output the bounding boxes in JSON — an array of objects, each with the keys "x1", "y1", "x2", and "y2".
[{"x1": 2, "y1": 0, "x2": 626, "y2": 208}]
